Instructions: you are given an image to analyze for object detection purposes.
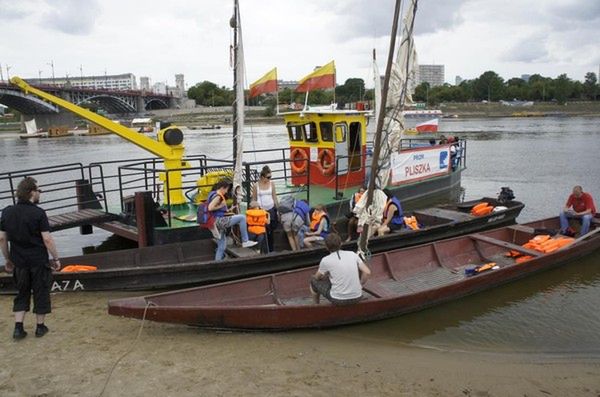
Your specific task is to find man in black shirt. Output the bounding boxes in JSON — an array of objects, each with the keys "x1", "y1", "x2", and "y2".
[{"x1": 0, "y1": 177, "x2": 61, "y2": 340}]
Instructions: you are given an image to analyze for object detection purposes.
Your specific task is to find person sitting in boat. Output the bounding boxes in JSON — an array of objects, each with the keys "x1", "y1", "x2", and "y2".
[
  {"x1": 208, "y1": 180, "x2": 257, "y2": 260},
  {"x1": 345, "y1": 185, "x2": 366, "y2": 242},
  {"x1": 246, "y1": 201, "x2": 270, "y2": 253},
  {"x1": 310, "y1": 233, "x2": 371, "y2": 305},
  {"x1": 448, "y1": 136, "x2": 458, "y2": 170},
  {"x1": 251, "y1": 165, "x2": 279, "y2": 253},
  {"x1": 559, "y1": 185, "x2": 596, "y2": 236},
  {"x1": 377, "y1": 189, "x2": 404, "y2": 236},
  {"x1": 303, "y1": 204, "x2": 330, "y2": 248},
  {"x1": 280, "y1": 198, "x2": 310, "y2": 251}
]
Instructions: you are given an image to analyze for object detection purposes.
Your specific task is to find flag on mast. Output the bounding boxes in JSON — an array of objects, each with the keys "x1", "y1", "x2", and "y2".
[
  {"x1": 249, "y1": 68, "x2": 278, "y2": 98},
  {"x1": 295, "y1": 61, "x2": 335, "y2": 92},
  {"x1": 415, "y1": 118, "x2": 439, "y2": 133}
]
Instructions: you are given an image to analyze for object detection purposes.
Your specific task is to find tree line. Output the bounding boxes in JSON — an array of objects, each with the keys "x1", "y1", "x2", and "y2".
[{"x1": 187, "y1": 71, "x2": 599, "y2": 109}]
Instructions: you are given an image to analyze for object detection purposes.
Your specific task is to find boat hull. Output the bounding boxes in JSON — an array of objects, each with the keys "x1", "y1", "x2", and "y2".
[
  {"x1": 108, "y1": 217, "x2": 600, "y2": 329},
  {"x1": 0, "y1": 197, "x2": 522, "y2": 293}
]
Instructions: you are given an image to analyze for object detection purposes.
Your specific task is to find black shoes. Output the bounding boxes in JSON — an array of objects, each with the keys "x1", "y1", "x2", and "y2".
[
  {"x1": 13, "y1": 327, "x2": 27, "y2": 340},
  {"x1": 35, "y1": 324, "x2": 49, "y2": 338}
]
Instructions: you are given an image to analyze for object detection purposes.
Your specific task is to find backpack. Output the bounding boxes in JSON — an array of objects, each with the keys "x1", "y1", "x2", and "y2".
[
  {"x1": 278, "y1": 195, "x2": 295, "y2": 214},
  {"x1": 197, "y1": 193, "x2": 216, "y2": 229}
]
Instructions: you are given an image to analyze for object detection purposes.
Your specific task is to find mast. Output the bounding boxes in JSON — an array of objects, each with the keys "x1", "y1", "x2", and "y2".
[
  {"x1": 358, "y1": 0, "x2": 403, "y2": 253},
  {"x1": 231, "y1": 0, "x2": 239, "y2": 169}
]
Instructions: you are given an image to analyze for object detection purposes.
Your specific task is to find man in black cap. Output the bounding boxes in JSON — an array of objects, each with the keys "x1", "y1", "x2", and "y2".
[{"x1": 0, "y1": 177, "x2": 61, "y2": 340}]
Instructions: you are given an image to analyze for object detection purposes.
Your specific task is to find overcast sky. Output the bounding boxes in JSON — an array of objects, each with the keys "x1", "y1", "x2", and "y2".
[{"x1": 1, "y1": 0, "x2": 598, "y2": 89}]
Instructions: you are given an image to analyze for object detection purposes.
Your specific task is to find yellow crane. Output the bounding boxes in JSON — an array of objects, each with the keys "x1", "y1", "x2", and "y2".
[{"x1": 10, "y1": 76, "x2": 189, "y2": 205}]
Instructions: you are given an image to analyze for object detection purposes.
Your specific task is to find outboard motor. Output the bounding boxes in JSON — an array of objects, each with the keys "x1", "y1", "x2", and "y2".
[{"x1": 497, "y1": 187, "x2": 515, "y2": 203}]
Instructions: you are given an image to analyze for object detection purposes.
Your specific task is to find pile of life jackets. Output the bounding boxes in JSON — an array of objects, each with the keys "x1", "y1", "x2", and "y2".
[
  {"x1": 403, "y1": 216, "x2": 420, "y2": 230},
  {"x1": 470, "y1": 202, "x2": 495, "y2": 216},
  {"x1": 505, "y1": 234, "x2": 575, "y2": 264}
]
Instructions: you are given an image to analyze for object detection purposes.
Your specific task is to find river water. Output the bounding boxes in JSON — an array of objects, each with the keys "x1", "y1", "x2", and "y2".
[{"x1": 1, "y1": 116, "x2": 599, "y2": 355}]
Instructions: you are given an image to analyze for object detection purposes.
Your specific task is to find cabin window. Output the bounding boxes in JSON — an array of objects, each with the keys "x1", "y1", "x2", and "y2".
[
  {"x1": 287, "y1": 123, "x2": 304, "y2": 142},
  {"x1": 305, "y1": 122, "x2": 319, "y2": 143},
  {"x1": 320, "y1": 122, "x2": 333, "y2": 142},
  {"x1": 335, "y1": 123, "x2": 347, "y2": 143}
]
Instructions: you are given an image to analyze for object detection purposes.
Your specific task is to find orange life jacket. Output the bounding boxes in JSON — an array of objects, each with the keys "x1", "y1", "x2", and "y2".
[
  {"x1": 61, "y1": 265, "x2": 98, "y2": 273},
  {"x1": 246, "y1": 208, "x2": 268, "y2": 235},
  {"x1": 310, "y1": 211, "x2": 330, "y2": 237},
  {"x1": 352, "y1": 192, "x2": 363, "y2": 207}
]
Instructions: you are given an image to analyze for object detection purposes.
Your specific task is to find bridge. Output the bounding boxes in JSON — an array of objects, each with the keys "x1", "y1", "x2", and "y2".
[{"x1": 0, "y1": 81, "x2": 177, "y2": 115}]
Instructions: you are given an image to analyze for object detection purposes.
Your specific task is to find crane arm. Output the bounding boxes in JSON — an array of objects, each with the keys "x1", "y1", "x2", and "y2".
[{"x1": 10, "y1": 76, "x2": 180, "y2": 160}]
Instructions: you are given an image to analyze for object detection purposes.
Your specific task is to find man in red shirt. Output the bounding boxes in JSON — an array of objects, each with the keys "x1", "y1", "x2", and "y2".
[{"x1": 560, "y1": 185, "x2": 596, "y2": 236}]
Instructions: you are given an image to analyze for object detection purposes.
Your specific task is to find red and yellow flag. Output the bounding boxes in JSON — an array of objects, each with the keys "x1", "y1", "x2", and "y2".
[
  {"x1": 295, "y1": 61, "x2": 335, "y2": 93},
  {"x1": 249, "y1": 68, "x2": 278, "y2": 98}
]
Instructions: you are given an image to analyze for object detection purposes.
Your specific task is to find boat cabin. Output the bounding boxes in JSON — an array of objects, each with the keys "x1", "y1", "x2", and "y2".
[{"x1": 284, "y1": 108, "x2": 368, "y2": 189}]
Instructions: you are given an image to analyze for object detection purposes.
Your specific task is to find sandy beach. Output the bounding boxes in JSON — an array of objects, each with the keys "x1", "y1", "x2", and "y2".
[{"x1": 0, "y1": 291, "x2": 598, "y2": 397}]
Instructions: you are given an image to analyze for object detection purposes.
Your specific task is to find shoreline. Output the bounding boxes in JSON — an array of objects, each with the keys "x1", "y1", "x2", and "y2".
[{"x1": 1, "y1": 291, "x2": 599, "y2": 396}]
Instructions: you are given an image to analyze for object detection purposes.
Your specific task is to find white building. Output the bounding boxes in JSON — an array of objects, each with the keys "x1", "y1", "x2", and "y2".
[
  {"x1": 30, "y1": 73, "x2": 137, "y2": 90},
  {"x1": 417, "y1": 65, "x2": 445, "y2": 87}
]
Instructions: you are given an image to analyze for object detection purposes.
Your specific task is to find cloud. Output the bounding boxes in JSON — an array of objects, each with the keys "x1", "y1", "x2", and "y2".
[
  {"x1": 41, "y1": 0, "x2": 100, "y2": 35},
  {"x1": 0, "y1": 0, "x2": 31, "y2": 20},
  {"x1": 501, "y1": 33, "x2": 549, "y2": 63},
  {"x1": 329, "y1": 0, "x2": 466, "y2": 41},
  {"x1": 549, "y1": 0, "x2": 600, "y2": 23}
]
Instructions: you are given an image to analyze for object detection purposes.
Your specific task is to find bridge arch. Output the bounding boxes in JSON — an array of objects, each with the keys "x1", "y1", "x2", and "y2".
[
  {"x1": 0, "y1": 89, "x2": 59, "y2": 114},
  {"x1": 144, "y1": 98, "x2": 169, "y2": 110},
  {"x1": 76, "y1": 95, "x2": 136, "y2": 113}
]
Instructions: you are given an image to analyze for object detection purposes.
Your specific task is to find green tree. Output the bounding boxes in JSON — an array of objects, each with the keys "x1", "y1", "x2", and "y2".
[
  {"x1": 583, "y1": 72, "x2": 598, "y2": 100},
  {"x1": 552, "y1": 74, "x2": 573, "y2": 104},
  {"x1": 187, "y1": 81, "x2": 233, "y2": 106},
  {"x1": 336, "y1": 78, "x2": 366, "y2": 104},
  {"x1": 473, "y1": 71, "x2": 504, "y2": 101}
]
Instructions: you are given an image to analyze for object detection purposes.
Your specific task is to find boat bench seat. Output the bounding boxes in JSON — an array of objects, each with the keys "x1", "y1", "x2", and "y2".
[
  {"x1": 225, "y1": 245, "x2": 261, "y2": 258},
  {"x1": 362, "y1": 281, "x2": 395, "y2": 298}
]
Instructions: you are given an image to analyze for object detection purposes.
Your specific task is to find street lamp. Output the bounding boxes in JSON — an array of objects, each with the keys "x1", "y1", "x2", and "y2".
[
  {"x1": 79, "y1": 64, "x2": 83, "y2": 87},
  {"x1": 47, "y1": 60, "x2": 55, "y2": 85},
  {"x1": 6, "y1": 65, "x2": 11, "y2": 81},
  {"x1": 38, "y1": 70, "x2": 43, "y2": 85}
]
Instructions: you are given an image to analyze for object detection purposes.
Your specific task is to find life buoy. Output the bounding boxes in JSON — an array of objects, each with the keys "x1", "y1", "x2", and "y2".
[
  {"x1": 290, "y1": 148, "x2": 308, "y2": 174},
  {"x1": 316, "y1": 149, "x2": 335, "y2": 176}
]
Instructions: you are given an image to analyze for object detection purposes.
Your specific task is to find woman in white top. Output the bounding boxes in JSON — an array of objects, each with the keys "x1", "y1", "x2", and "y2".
[{"x1": 251, "y1": 165, "x2": 279, "y2": 252}]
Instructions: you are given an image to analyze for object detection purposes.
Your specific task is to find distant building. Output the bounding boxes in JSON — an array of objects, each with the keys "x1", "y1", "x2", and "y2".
[
  {"x1": 521, "y1": 74, "x2": 531, "y2": 82},
  {"x1": 152, "y1": 82, "x2": 167, "y2": 95},
  {"x1": 29, "y1": 73, "x2": 137, "y2": 90},
  {"x1": 279, "y1": 80, "x2": 298, "y2": 90},
  {"x1": 168, "y1": 74, "x2": 186, "y2": 98},
  {"x1": 455, "y1": 75, "x2": 463, "y2": 86},
  {"x1": 417, "y1": 65, "x2": 445, "y2": 87},
  {"x1": 140, "y1": 76, "x2": 150, "y2": 91}
]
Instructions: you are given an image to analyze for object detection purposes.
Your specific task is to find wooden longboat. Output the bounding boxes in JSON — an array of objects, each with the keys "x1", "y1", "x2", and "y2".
[
  {"x1": 0, "y1": 197, "x2": 523, "y2": 293},
  {"x1": 107, "y1": 217, "x2": 600, "y2": 330}
]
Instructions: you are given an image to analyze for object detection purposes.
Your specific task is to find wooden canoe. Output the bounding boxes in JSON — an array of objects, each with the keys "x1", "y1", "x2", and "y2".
[
  {"x1": 0, "y1": 197, "x2": 523, "y2": 293},
  {"x1": 107, "y1": 217, "x2": 600, "y2": 330}
]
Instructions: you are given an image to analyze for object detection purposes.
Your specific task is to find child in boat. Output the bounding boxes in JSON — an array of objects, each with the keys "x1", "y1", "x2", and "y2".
[
  {"x1": 377, "y1": 189, "x2": 404, "y2": 236},
  {"x1": 310, "y1": 233, "x2": 371, "y2": 305},
  {"x1": 208, "y1": 180, "x2": 257, "y2": 260},
  {"x1": 246, "y1": 201, "x2": 270, "y2": 253},
  {"x1": 303, "y1": 204, "x2": 330, "y2": 248}
]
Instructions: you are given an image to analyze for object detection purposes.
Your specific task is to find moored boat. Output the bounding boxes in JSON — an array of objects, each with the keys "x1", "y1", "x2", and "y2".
[
  {"x1": 0, "y1": 195, "x2": 523, "y2": 293},
  {"x1": 107, "y1": 217, "x2": 600, "y2": 330}
]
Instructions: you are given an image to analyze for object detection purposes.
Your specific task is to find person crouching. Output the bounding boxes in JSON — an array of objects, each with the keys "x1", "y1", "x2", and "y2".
[
  {"x1": 310, "y1": 233, "x2": 371, "y2": 305},
  {"x1": 246, "y1": 201, "x2": 270, "y2": 253}
]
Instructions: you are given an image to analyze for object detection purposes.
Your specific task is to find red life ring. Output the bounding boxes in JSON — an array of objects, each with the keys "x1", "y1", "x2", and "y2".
[
  {"x1": 290, "y1": 148, "x2": 308, "y2": 174},
  {"x1": 316, "y1": 149, "x2": 335, "y2": 176}
]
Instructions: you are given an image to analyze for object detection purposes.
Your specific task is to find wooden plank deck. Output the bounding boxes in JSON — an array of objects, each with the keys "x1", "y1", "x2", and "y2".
[{"x1": 48, "y1": 209, "x2": 119, "y2": 232}]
